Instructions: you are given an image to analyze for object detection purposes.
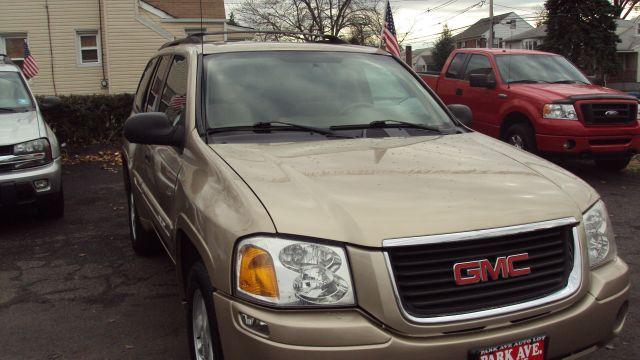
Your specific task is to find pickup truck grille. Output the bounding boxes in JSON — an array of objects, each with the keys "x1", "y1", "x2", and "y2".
[
  {"x1": 386, "y1": 225, "x2": 574, "y2": 319},
  {"x1": 580, "y1": 103, "x2": 637, "y2": 125}
]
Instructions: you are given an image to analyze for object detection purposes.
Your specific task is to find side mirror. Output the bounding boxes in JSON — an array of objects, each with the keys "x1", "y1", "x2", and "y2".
[
  {"x1": 39, "y1": 96, "x2": 61, "y2": 109},
  {"x1": 123, "y1": 112, "x2": 183, "y2": 147},
  {"x1": 469, "y1": 73, "x2": 496, "y2": 89},
  {"x1": 448, "y1": 104, "x2": 473, "y2": 127}
]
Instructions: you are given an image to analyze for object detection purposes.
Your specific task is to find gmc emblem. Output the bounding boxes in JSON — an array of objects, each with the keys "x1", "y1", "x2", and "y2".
[{"x1": 453, "y1": 253, "x2": 531, "y2": 286}]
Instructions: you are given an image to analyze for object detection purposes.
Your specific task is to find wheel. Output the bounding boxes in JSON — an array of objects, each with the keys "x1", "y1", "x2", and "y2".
[
  {"x1": 126, "y1": 186, "x2": 160, "y2": 256},
  {"x1": 187, "y1": 262, "x2": 224, "y2": 360},
  {"x1": 38, "y1": 188, "x2": 64, "y2": 219},
  {"x1": 505, "y1": 123, "x2": 538, "y2": 153},
  {"x1": 595, "y1": 156, "x2": 632, "y2": 172}
]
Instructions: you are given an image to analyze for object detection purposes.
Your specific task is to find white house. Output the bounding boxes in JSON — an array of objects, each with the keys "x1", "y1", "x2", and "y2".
[{"x1": 453, "y1": 12, "x2": 533, "y2": 49}]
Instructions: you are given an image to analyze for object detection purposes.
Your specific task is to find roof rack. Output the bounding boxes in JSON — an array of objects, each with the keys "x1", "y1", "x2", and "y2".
[
  {"x1": 0, "y1": 54, "x2": 17, "y2": 66},
  {"x1": 159, "y1": 30, "x2": 350, "y2": 50}
]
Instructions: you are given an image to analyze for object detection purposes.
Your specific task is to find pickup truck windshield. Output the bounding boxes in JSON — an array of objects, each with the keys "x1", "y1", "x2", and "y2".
[
  {"x1": 204, "y1": 51, "x2": 456, "y2": 137},
  {"x1": 495, "y1": 54, "x2": 590, "y2": 84},
  {"x1": 0, "y1": 72, "x2": 34, "y2": 112}
]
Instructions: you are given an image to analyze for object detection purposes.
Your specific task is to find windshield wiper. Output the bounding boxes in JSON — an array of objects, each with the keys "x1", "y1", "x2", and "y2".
[
  {"x1": 508, "y1": 80, "x2": 549, "y2": 84},
  {"x1": 551, "y1": 79, "x2": 589, "y2": 84},
  {"x1": 0, "y1": 107, "x2": 19, "y2": 112},
  {"x1": 208, "y1": 121, "x2": 353, "y2": 138},
  {"x1": 331, "y1": 120, "x2": 443, "y2": 133}
]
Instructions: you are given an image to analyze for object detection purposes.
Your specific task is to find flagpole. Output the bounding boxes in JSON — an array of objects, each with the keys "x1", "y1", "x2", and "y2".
[{"x1": 379, "y1": 0, "x2": 389, "y2": 49}]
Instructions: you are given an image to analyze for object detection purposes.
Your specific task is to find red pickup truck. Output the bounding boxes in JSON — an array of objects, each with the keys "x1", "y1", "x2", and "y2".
[{"x1": 422, "y1": 48, "x2": 640, "y2": 170}]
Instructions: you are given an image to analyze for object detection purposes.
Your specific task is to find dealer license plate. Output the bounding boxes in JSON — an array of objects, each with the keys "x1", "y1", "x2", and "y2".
[{"x1": 469, "y1": 335, "x2": 547, "y2": 360}]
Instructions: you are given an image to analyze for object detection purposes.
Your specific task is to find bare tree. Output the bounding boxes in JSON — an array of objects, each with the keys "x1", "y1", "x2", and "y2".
[
  {"x1": 612, "y1": 0, "x2": 639, "y2": 19},
  {"x1": 238, "y1": 0, "x2": 385, "y2": 42}
]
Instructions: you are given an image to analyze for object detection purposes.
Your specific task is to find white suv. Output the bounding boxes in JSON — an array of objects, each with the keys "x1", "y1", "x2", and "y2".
[{"x1": 0, "y1": 55, "x2": 63, "y2": 218}]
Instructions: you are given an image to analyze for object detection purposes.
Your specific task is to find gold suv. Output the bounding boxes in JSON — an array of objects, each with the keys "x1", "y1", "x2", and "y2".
[{"x1": 122, "y1": 32, "x2": 629, "y2": 360}]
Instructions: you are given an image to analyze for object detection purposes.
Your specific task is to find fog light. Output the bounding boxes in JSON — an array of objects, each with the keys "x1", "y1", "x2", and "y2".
[
  {"x1": 239, "y1": 312, "x2": 269, "y2": 335},
  {"x1": 33, "y1": 179, "x2": 50, "y2": 191},
  {"x1": 563, "y1": 140, "x2": 576, "y2": 150}
]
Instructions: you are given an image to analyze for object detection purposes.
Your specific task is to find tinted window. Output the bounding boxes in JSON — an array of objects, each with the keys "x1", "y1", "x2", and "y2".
[
  {"x1": 445, "y1": 53, "x2": 466, "y2": 79},
  {"x1": 146, "y1": 55, "x2": 171, "y2": 112},
  {"x1": 495, "y1": 54, "x2": 590, "y2": 84},
  {"x1": 204, "y1": 52, "x2": 455, "y2": 132},
  {"x1": 134, "y1": 57, "x2": 158, "y2": 112},
  {"x1": 463, "y1": 54, "x2": 493, "y2": 80},
  {"x1": 159, "y1": 55, "x2": 188, "y2": 126}
]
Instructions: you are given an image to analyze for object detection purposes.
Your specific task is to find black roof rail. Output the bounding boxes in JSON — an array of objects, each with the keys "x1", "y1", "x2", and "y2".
[
  {"x1": 0, "y1": 54, "x2": 17, "y2": 66},
  {"x1": 159, "y1": 30, "x2": 349, "y2": 50}
]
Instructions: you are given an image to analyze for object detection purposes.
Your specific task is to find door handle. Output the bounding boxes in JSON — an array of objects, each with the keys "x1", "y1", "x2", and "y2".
[{"x1": 456, "y1": 88, "x2": 463, "y2": 96}]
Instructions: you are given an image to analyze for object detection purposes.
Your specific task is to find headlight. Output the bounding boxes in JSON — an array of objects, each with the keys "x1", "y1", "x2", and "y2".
[
  {"x1": 235, "y1": 236, "x2": 355, "y2": 307},
  {"x1": 543, "y1": 104, "x2": 578, "y2": 120},
  {"x1": 583, "y1": 200, "x2": 617, "y2": 268},
  {"x1": 11, "y1": 138, "x2": 52, "y2": 170}
]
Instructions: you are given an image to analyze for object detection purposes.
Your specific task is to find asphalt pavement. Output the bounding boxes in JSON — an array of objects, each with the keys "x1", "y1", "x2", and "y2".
[{"x1": 0, "y1": 155, "x2": 638, "y2": 360}]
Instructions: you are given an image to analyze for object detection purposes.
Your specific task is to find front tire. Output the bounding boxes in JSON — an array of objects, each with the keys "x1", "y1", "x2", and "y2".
[
  {"x1": 187, "y1": 262, "x2": 224, "y2": 360},
  {"x1": 38, "y1": 188, "x2": 64, "y2": 219},
  {"x1": 505, "y1": 123, "x2": 538, "y2": 153},
  {"x1": 595, "y1": 156, "x2": 632, "y2": 172}
]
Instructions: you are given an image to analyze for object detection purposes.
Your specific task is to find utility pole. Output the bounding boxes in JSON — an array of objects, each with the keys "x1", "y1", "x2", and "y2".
[{"x1": 488, "y1": 0, "x2": 494, "y2": 48}]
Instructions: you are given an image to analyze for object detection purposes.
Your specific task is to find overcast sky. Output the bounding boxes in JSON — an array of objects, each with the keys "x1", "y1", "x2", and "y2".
[{"x1": 226, "y1": 0, "x2": 638, "y2": 48}]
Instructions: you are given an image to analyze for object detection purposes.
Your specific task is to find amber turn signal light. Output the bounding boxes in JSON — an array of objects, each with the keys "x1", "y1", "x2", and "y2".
[{"x1": 238, "y1": 245, "x2": 279, "y2": 299}]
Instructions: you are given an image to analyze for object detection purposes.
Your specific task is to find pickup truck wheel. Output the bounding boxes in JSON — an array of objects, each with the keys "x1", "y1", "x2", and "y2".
[
  {"x1": 505, "y1": 123, "x2": 538, "y2": 153},
  {"x1": 187, "y1": 262, "x2": 223, "y2": 360},
  {"x1": 127, "y1": 191, "x2": 160, "y2": 256},
  {"x1": 595, "y1": 156, "x2": 632, "y2": 172}
]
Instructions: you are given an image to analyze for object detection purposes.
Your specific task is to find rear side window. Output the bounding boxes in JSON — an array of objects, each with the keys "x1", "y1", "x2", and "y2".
[
  {"x1": 159, "y1": 55, "x2": 188, "y2": 126},
  {"x1": 445, "y1": 53, "x2": 467, "y2": 79},
  {"x1": 134, "y1": 57, "x2": 158, "y2": 112},
  {"x1": 463, "y1": 54, "x2": 493, "y2": 80},
  {"x1": 145, "y1": 55, "x2": 172, "y2": 112}
]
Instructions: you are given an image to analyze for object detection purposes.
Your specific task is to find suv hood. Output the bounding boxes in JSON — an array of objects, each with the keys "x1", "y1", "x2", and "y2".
[
  {"x1": 212, "y1": 133, "x2": 597, "y2": 247},
  {"x1": 0, "y1": 110, "x2": 40, "y2": 146},
  {"x1": 509, "y1": 83, "x2": 627, "y2": 103}
]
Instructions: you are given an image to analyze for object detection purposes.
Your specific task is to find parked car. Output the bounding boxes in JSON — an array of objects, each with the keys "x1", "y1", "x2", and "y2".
[
  {"x1": 0, "y1": 55, "x2": 63, "y2": 218},
  {"x1": 122, "y1": 34, "x2": 628, "y2": 360},
  {"x1": 422, "y1": 48, "x2": 640, "y2": 171}
]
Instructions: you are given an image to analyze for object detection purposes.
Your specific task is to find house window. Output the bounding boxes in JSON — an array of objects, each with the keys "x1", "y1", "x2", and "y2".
[
  {"x1": 185, "y1": 28, "x2": 206, "y2": 36},
  {"x1": 76, "y1": 31, "x2": 101, "y2": 65},
  {"x1": 0, "y1": 34, "x2": 27, "y2": 67}
]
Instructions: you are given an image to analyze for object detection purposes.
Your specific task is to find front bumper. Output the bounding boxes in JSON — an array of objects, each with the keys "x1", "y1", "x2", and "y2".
[
  {"x1": 0, "y1": 157, "x2": 62, "y2": 208},
  {"x1": 213, "y1": 257, "x2": 629, "y2": 359}
]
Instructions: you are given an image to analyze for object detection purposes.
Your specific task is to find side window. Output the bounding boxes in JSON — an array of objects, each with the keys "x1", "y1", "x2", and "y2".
[
  {"x1": 145, "y1": 55, "x2": 171, "y2": 112},
  {"x1": 134, "y1": 57, "x2": 158, "y2": 112},
  {"x1": 463, "y1": 54, "x2": 494, "y2": 80},
  {"x1": 159, "y1": 55, "x2": 188, "y2": 126},
  {"x1": 445, "y1": 53, "x2": 467, "y2": 79}
]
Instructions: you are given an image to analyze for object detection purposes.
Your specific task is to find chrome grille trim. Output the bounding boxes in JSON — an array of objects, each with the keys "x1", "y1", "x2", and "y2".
[{"x1": 383, "y1": 217, "x2": 582, "y2": 324}]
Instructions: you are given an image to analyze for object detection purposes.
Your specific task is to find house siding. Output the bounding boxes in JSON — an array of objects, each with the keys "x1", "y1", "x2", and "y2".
[{"x1": 1, "y1": 0, "x2": 227, "y2": 95}]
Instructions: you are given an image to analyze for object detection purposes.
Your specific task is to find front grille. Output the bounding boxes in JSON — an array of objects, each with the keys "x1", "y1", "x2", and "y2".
[
  {"x1": 386, "y1": 225, "x2": 574, "y2": 318},
  {"x1": 580, "y1": 103, "x2": 637, "y2": 125},
  {"x1": 0, "y1": 145, "x2": 12, "y2": 156}
]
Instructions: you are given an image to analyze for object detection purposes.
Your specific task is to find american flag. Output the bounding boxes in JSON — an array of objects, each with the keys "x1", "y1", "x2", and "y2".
[
  {"x1": 21, "y1": 40, "x2": 39, "y2": 79},
  {"x1": 381, "y1": 1, "x2": 401, "y2": 57},
  {"x1": 169, "y1": 94, "x2": 186, "y2": 110}
]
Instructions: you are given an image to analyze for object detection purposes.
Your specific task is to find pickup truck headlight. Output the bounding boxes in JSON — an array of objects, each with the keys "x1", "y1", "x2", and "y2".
[
  {"x1": 583, "y1": 200, "x2": 617, "y2": 268},
  {"x1": 543, "y1": 104, "x2": 578, "y2": 120},
  {"x1": 11, "y1": 138, "x2": 53, "y2": 170},
  {"x1": 235, "y1": 236, "x2": 355, "y2": 307}
]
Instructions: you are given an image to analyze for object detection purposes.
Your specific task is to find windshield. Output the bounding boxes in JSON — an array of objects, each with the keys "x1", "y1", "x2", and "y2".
[
  {"x1": 203, "y1": 51, "x2": 456, "y2": 138},
  {"x1": 495, "y1": 54, "x2": 590, "y2": 84},
  {"x1": 0, "y1": 72, "x2": 34, "y2": 111}
]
